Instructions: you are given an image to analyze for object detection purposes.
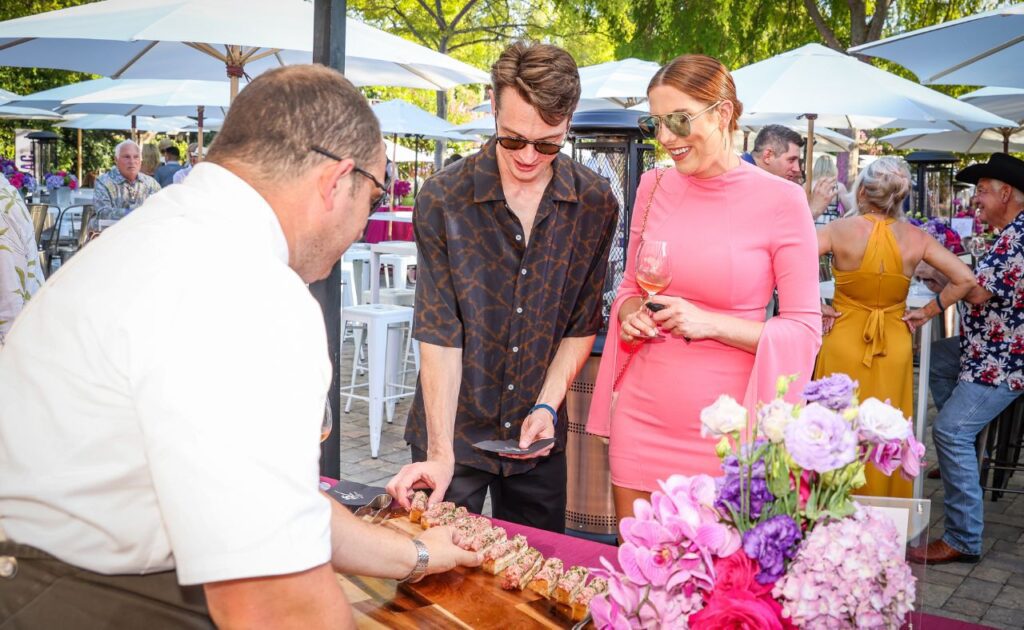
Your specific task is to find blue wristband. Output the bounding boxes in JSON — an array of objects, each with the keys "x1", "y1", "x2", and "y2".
[{"x1": 530, "y1": 403, "x2": 558, "y2": 427}]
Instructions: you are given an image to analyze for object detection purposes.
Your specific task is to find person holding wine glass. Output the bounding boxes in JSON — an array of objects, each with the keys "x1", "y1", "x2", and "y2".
[{"x1": 587, "y1": 54, "x2": 823, "y2": 522}]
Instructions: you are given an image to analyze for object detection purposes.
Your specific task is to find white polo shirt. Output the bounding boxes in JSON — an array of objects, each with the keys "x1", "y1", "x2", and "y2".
[{"x1": 0, "y1": 163, "x2": 333, "y2": 586}]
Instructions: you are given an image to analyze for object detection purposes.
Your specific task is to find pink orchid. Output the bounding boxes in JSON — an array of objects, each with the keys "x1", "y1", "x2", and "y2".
[{"x1": 900, "y1": 434, "x2": 925, "y2": 480}]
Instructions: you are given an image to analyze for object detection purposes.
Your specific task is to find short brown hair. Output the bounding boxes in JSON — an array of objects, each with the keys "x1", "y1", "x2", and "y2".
[
  {"x1": 207, "y1": 64, "x2": 382, "y2": 182},
  {"x1": 491, "y1": 41, "x2": 580, "y2": 126},
  {"x1": 648, "y1": 55, "x2": 744, "y2": 133}
]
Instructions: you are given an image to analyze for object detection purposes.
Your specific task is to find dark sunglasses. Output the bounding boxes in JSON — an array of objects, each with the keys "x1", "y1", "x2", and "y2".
[
  {"x1": 637, "y1": 101, "x2": 722, "y2": 138},
  {"x1": 310, "y1": 145, "x2": 394, "y2": 210},
  {"x1": 495, "y1": 135, "x2": 565, "y2": 156}
]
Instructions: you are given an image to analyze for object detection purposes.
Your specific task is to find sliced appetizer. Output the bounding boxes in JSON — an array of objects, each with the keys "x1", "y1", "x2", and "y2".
[
  {"x1": 571, "y1": 577, "x2": 608, "y2": 621},
  {"x1": 554, "y1": 566, "x2": 589, "y2": 605},
  {"x1": 420, "y1": 502, "x2": 459, "y2": 528},
  {"x1": 408, "y1": 491, "x2": 429, "y2": 523},
  {"x1": 501, "y1": 547, "x2": 543, "y2": 591},
  {"x1": 481, "y1": 534, "x2": 528, "y2": 574},
  {"x1": 470, "y1": 526, "x2": 507, "y2": 553},
  {"x1": 528, "y1": 557, "x2": 564, "y2": 597}
]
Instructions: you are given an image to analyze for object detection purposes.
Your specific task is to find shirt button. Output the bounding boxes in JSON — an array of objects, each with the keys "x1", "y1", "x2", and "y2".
[
  {"x1": 512, "y1": 346, "x2": 519, "y2": 353},
  {"x1": 508, "y1": 384, "x2": 515, "y2": 391},
  {"x1": 521, "y1": 268, "x2": 527, "y2": 275},
  {"x1": 515, "y1": 234, "x2": 522, "y2": 242},
  {"x1": 504, "y1": 422, "x2": 511, "y2": 428},
  {"x1": 516, "y1": 307, "x2": 523, "y2": 314}
]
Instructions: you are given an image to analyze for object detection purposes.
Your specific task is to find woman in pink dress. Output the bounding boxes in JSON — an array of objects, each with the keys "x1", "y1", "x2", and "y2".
[{"x1": 587, "y1": 54, "x2": 822, "y2": 520}]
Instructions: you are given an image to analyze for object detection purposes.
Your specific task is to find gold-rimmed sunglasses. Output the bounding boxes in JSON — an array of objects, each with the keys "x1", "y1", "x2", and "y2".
[
  {"x1": 637, "y1": 101, "x2": 722, "y2": 138},
  {"x1": 495, "y1": 135, "x2": 566, "y2": 155}
]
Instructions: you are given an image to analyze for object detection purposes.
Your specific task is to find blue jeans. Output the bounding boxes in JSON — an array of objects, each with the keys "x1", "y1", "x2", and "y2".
[
  {"x1": 931, "y1": 366, "x2": 1021, "y2": 555},
  {"x1": 929, "y1": 336, "x2": 962, "y2": 410}
]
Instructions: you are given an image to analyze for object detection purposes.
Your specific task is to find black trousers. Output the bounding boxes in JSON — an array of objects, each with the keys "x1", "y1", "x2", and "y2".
[
  {"x1": 411, "y1": 445, "x2": 567, "y2": 534},
  {"x1": 0, "y1": 541, "x2": 212, "y2": 629}
]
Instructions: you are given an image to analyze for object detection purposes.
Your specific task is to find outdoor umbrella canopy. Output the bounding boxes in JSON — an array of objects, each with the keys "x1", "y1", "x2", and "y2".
[
  {"x1": 0, "y1": 0, "x2": 490, "y2": 98},
  {"x1": 578, "y1": 57, "x2": 661, "y2": 107},
  {"x1": 472, "y1": 97, "x2": 636, "y2": 114},
  {"x1": 959, "y1": 87, "x2": 1024, "y2": 124},
  {"x1": 56, "y1": 113, "x2": 194, "y2": 132},
  {"x1": 450, "y1": 114, "x2": 495, "y2": 137},
  {"x1": 384, "y1": 139, "x2": 434, "y2": 163},
  {"x1": 371, "y1": 99, "x2": 466, "y2": 141},
  {"x1": 848, "y1": 5, "x2": 1024, "y2": 89},
  {"x1": 731, "y1": 43, "x2": 1016, "y2": 190},
  {"x1": 59, "y1": 79, "x2": 229, "y2": 118},
  {"x1": 880, "y1": 127, "x2": 1024, "y2": 153},
  {"x1": 0, "y1": 88, "x2": 63, "y2": 120}
]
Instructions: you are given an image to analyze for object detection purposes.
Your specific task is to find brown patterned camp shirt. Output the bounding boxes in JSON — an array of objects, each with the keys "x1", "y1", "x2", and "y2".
[{"x1": 407, "y1": 138, "x2": 619, "y2": 476}]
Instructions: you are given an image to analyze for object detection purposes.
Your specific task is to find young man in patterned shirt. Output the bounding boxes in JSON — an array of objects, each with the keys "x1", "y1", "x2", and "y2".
[
  {"x1": 386, "y1": 42, "x2": 619, "y2": 533},
  {"x1": 905, "y1": 153, "x2": 1024, "y2": 565}
]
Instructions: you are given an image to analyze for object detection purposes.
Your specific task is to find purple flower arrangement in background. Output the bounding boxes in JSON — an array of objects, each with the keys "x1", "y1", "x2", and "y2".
[
  {"x1": 44, "y1": 170, "x2": 78, "y2": 190},
  {"x1": 590, "y1": 373, "x2": 920, "y2": 629},
  {"x1": 392, "y1": 179, "x2": 412, "y2": 198},
  {"x1": 0, "y1": 157, "x2": 37, "y2": 193}
]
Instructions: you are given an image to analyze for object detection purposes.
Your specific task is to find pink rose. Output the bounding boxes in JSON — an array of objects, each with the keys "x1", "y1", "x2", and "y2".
[
  {"x1": 690, "y1": 588, "x2": 787, "y2": 630},
  {"x1": 712, "y1": 550, "x2": 771, "y2": 597}
]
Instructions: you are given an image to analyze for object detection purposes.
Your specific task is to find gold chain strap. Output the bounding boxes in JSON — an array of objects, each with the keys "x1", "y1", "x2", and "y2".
[{"x1": 612, "y1": 168, "x2": 666, "y2": 390}]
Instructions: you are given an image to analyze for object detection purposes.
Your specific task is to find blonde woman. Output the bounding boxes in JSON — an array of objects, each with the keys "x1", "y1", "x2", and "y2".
[
  {"x1": 140, "y1": 143, "x2": 160, "y2": 178},
  {"x1": 815, "y1": 157, "x2": 975, "y2": 497}
]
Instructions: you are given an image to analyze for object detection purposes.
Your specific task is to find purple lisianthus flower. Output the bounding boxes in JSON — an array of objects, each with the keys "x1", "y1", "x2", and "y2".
[
  {"x1": 716, "y1": 475, "x2": 774, "y2": 520},
  {"x1": 742, "y1": 514, "x2": 801, "y2": 584},
  {"x1": 802, "y1": 373, "x2": 857, "y2": 411},
  {"x1": 785, "y1": 403, "x2": 858, "y2": 472},
  {"x1": 720, "y1": 439, "x2": 768, "y2": 477}
]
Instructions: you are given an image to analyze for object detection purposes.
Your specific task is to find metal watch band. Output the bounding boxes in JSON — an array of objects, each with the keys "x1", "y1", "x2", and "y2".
[{"x1": 400, "y1": 538, "x2": 429, "y2": 583}]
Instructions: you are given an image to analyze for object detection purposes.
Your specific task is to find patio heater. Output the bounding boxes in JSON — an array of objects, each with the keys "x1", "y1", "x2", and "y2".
[
  {"x1": 27, "y1": 130, "x2": 59, "y2": 187},
  {"x1": 905, "y1": 151, "x2": 958, "y2": 219},
  {"x1": 563, "y1": 109, "x2": 654, "y2": 540}
]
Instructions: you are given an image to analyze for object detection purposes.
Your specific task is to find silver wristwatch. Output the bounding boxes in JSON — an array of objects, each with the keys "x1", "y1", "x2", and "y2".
[{"x1": 400, "y1": 538, "x2": 429, "y2": 583}]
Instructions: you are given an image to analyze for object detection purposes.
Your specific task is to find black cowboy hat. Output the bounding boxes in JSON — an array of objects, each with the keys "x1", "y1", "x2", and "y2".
[{"x1": 955, "y1": 152, "x2": 1024, "y2": 194}]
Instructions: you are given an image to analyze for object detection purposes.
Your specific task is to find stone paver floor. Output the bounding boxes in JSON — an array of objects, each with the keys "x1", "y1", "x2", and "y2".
[{"x1": 332, "y1": 347, "x2": 1024, "y2": 628}]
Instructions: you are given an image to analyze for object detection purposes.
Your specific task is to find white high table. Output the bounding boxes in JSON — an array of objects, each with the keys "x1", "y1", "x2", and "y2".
[
  {"x1": 819, "y1": 280, "x2": 934, "y2": 499},
  {"x1": 369, "y1": 241, "x2": 418, "y2": 304},
  {"x1": 367, "y1": 211, "x2": 413, "y2": 224}
]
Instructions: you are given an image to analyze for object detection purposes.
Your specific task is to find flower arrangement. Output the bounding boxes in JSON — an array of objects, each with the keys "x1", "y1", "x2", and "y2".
[
  {"x1": 0, "y1": 157, "x2": 37, "y2": 193},
  {"x1": 907, "y1": 214, "x2": 963, "y2": 254},
  {"x1": 44, "y1": 170, "x2": 78, "y2": 190},
  {"x1": 591, "y1": 373, "x2": 921, "y2": 629},
  {"x1": 393, "y1": 179, "x2": 412, "y2": 198}
]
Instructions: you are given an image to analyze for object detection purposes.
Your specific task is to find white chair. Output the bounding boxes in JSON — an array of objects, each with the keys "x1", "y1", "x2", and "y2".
[
  {"x1": 340, "y1": 304, "x2": 416, "y2": 458},
  {"x1": 380, "y1": 253, "x2": 416, "y2": 290}
]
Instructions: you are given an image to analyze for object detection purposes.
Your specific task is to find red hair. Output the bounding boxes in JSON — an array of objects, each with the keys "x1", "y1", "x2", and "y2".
[{"x1": 648, "y1": 54, "x2": 744, "y2": 133}]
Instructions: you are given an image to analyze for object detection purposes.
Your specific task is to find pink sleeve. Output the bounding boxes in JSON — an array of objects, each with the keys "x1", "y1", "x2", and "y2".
[
  {"x1": 586, "y1": 172, "x2": 655, "y2": 436},
  {"x1": 743, "y1": 184, "x2": 822, "y2": 411}
]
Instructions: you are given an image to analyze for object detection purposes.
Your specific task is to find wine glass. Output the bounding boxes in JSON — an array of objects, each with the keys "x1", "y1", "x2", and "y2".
[
  {"x1": 636, "y1": 240, "x2": 672, "y2": 309},
  {"x1": 321, "y1": 399, "x2": 334, "y2": 443},
  {"x1": 968, "y1": 235, "x2": 988, "y2": 259}
]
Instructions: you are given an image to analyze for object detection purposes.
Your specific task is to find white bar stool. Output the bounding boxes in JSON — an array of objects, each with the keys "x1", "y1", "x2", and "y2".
[
  {"x1": 380, "y1": 253, "x2": 416, "y2": 290},
  {"x1": 340, "y1": 304, "x2": 415, "y2": 458}
]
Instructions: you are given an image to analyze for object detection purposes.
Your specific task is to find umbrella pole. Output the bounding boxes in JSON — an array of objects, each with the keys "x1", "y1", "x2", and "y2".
[
  {"x1": 391, "y1": 133, "x2": 398, "y2": 211},
  {"x1": 197, "y1": 105, "x2": 205, "y2": 163},
  {"x1": 131, "y1": 115, "x2": 137, "y2": 143},
  {"x1": 804, "y1": 114, "x2": 817, "y2": 195},
  {"x1": 743, "y1": 131, "x2": 750, "y2": 153},
  {"x1": 413, "y1": 135, "x2": 420, "y2": 197},
  {"x1": 1004, "y1": 129, "x2": 1011, "y2": 154},
  {"x1": 76, "y1": 129, "x2": 83, "y2": 183}
]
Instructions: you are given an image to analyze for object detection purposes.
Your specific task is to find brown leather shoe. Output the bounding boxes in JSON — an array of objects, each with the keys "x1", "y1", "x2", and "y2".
[{"x1": 907, "y1": 539, "x2": 980, "y2": 565}]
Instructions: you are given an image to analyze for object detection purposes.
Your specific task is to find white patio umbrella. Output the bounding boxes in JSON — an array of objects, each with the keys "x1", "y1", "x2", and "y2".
[
  {"x1": 578, "y1": 57, "x2": 661, "y2": 107},
  {"x1": 371, "y1": 99, "x2": 467, "y2": 200},
  {"x1": 56, "y1": 114, "x2": 193, "y2": 132},
  {"x1": 960, "y1": 87, "x2": 1024, "y2": 123},
  {"x1": 880, "y1": 128, "x2": 1024, "y2": 153},
  {"x1": 732, "y1": 43, "x2": 1016, "y2": 191},
  {"x1": 0, "y1": 0, "x2": 489, "y2": 100},
  {"x1": 848, "y1": 5, "x2": 1024, "y2": 89},
  {"x1": 59, "y1": 79, "x2": 230, "y2": 156},
  {"x1": 0, "y1": 89, "x2": 63, "y2": 120},
  {"x1": 472, "y1": 97, "x2": 634, "y2": 114},
  {"x1": 735, "y1": 119, "x2": 855, "y2": 153},
  {"x1": 384, "y1": 139, "x2": 433, "y2": 163},
  {"x1": 451, "y1": 114, "x2": 495, "y2": 137}
]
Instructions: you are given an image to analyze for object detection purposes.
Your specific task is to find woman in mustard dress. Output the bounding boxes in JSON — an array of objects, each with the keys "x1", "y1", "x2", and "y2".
[{"x1": 815, "y1": 157, "x2": 975, "y2": 497}]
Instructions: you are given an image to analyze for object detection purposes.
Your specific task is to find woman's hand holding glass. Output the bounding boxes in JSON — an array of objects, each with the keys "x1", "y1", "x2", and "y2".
[{"x1": 620, "y1": 300, "x2": 660, "y2": 342}]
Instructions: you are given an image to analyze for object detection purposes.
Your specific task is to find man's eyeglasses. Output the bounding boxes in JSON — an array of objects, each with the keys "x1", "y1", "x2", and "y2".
[
  {"x1": 310, "y1": 145, "x2": 394, "y2": 210},
  {"x1": 495, "y1": 136, "x2": 565, "y2": 156},
  {"x1": 637, "y1": 101, "x2": 722, "y2": 139}
]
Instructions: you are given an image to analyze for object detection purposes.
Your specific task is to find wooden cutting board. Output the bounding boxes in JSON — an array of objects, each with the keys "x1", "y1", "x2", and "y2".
[{"x1": 336, "y1": 515, "x2": 586, "y2": 629}]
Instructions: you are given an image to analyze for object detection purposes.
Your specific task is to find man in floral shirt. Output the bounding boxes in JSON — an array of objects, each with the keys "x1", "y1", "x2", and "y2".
[
  {"x1": 907, "y1": 153, "x2": 1024, "y2": 565},
  {"x1": 93, "y1": 140, "x2": 162, "y2": 222},
  {"x1": 0, "y1": 173, "x2": 43, "y2": 343}
]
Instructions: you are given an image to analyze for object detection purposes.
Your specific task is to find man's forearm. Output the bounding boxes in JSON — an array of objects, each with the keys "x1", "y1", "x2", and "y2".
[
  {"x1": 534, "y1": 335, "x2": 595, "y2": 409},
  {"x1": 327, "y1": 499, "x2": 416, "y2": 579},
  {"x1": 419, "y1": 342, "x2": 462, "y2": 462}
]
